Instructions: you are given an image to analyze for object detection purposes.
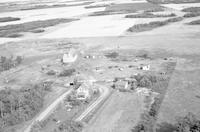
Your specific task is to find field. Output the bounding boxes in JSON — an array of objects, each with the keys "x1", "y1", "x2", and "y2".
[{"x1": 0, "y1": 0, "x2": 200, "y2": 132}]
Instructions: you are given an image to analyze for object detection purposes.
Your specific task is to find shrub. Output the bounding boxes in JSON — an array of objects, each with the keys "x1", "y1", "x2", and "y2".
[
  {"x1": 0, "y1": 17, "x2": 20, "y2": 23},
  {"x1": 58, "y1": 120, "x2": 83, "y2": 132},
  {"x1": 46, "y1": 70, "x2": 56, "y2": 75},
  {"x1": 105, "y1": 52, "x2": 119, "y2": 58},
  {"x1": 125, "y1": 12, "x2": 176, "y2": 18},
  {"x1": 59, "y1": 69, "x2": 76, "y2": 77},
  {"x1": 127, "y1": 17, "x2": 183, "y2": 32},
  {"x1": 166, "y1": 17, "x2": 183, "y2": 23},
  {"x1": 184, "y1": 12, "x2": 200, "y2": 18},
  {"x1": 139, "y1": 76, "x2": 152, "y2": 87},
  {"x1": 0, "y1": 56, "x2": 23, "y2": 72},
  {"x1": 30, "y1": 121, "x2": 43, "y2": 132},
  {"x1": 182, "y1": 7, "x2": 200, "y2": 12},
  {"x1": 187, "y1": 19, "x2": 200, "y2": 25},
  {"x1": 175, "y1": 113, "x2": 200, "y2": 132},
  {"x1": 30, "y1": 29, "x2": 45, "y2": 33},
  {"x1": 6, "y1": 34, "x2": 23, "y2": 38}
]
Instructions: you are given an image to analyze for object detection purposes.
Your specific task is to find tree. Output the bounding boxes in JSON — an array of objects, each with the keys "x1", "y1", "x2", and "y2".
[
  {"x1": 139, "y1": 76, "x2": 152, "y2": 87},
  {"x1": 15, "y1": 56, "x2": 23, "y2": 64},
  {"x1": 0, "y1": 101, "x2": 4, "y2": 118},
  {"x1": 175, "y1": 113, "x2": 200, "y2": 132}
]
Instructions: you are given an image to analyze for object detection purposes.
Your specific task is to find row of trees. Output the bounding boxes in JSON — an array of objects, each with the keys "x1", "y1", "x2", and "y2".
[
  {"x1": 133, "y1": 112, "x2": 200, "y2": 132},
  {"x1": 0, "y1": 81, "x2": 52, "y2": 131},
  {"x1": 0, "y1": 56, "x2": 23, "y2": 72}
]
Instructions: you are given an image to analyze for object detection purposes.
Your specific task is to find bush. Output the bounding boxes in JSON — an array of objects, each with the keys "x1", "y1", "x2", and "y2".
[
  {"x1": 58, "y1": 120, "x2": 83, "y2": 132},
  {"x1": 166, "y1": 17, "x2": 183, "y2": 23},
  {"x1": 59, "y1": 69, "x2": 76, "y2": 77},
  {"x1": 187, "y1": 19, "x2": 200, "y2": 25},
  {"x1": 46, "y1": 70, "x2": 56, "y2": 75},
  {"x1": 125, "y1": 12, "x2": 176, "y2": 18},
  {"x1": 0, "y1": 17, "x2": 20, "y2": 23},
  {"x1": 175, "y1": 113, "x2": 200, "y2": 132},
  {"x1": 182, "y1": 7, "x2": 200, "y2": 12},
  {"x1": 127, "y1": 17, "x2": 183, "y2": 32},
  {"x1": 105, "y1": 52, "x2": 119, "y2": 58},
  {"x1": 30, "y1": 29, "x2": 45, "y2": 33},
  {"x1": 30, "y1": 121, "x2": 43, "y2": 132},
  {"x1": 139, "y1": 76, "x2": 152, "y2": 87},
  {"x1": 0, "y1": 56, "x2": 23, "y2": 72},
  {"x1": 6, "y1": 34, "x2": 23, "y2": 38},
  {"x1": 184, "y1": 12, "x2": 200, "y2": 18}
]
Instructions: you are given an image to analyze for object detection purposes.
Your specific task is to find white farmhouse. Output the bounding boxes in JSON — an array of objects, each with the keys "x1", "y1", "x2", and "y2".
[{"x1": 76, "y1": 83, "x2": 90, "y2": 100}]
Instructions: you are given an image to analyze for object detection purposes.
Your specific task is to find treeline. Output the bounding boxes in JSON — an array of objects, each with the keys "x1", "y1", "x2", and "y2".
[
  {"x1": 0, "y1": 81, "x2": 52, "y2": 131},
  {"x1": 0, "y1": 56, "x2": 23, "y2": 72},
  {"x1": 125, "y1": 12, "x2": 176, "y2": 18},
  {"x1": 127, "y1": 17, "x2": 183, "y2": 32},
  {"x1": 132, "y1": 62, "x2": 176, "y2": 132}
]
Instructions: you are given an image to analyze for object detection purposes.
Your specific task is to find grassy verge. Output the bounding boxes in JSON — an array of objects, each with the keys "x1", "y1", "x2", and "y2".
[
  {"x1": 0, "y1": 18, "x2": 78, "y2": 38},
  {"x1": 125, "y1": 12, "x2": 176, "y2": 18},
  {"x1": 127, "y1": 17, "x2": 183, "y2": 32},
  {"x1": 147, "y1": 0, "x2": 200, "y2": 4},
  {"x1": 0, "y1": 17, "x2": 20, "y2": 23}
]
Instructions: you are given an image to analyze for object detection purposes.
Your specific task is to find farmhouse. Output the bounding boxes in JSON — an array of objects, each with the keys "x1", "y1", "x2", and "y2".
[{"x1": 76, "y1": 83, "x2": 90, "y2": 100}]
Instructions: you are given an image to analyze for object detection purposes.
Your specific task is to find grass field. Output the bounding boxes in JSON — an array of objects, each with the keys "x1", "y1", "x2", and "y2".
[{"x1": 0, "y1": 18, "x2": 78, "y2": 38}]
